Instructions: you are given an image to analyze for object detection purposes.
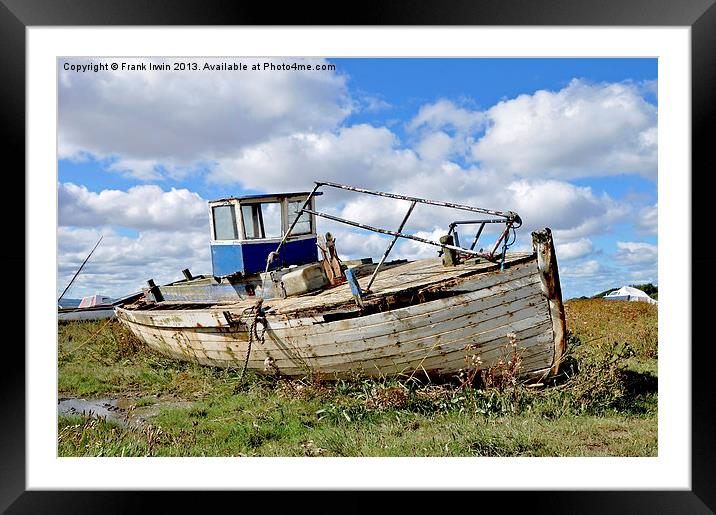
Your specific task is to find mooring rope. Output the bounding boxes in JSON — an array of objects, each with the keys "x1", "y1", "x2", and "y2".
[
  {"x1": 238, "y1": 299, "x2": 266, "y2": 380},
  {"x1": 61, "y1": 316, "x2": 114, "y2": 358}
]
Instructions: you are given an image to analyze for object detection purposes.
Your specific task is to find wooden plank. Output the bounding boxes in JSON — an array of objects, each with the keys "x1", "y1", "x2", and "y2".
[
  {"x1": 126, "y1": 298, "x2": 552, "y2": 374},
  {"x1": 532, "y1": 229, "x2": 568, "y2": 377},
  {"x1": 129, "y1": 321, "x2": 554, "y2": 378},
  {"x1": 168, "y1": 307, "x2": 552, "y2": 366},
  {"x1": 273, "y1": 276, "x2": 544, "y2": 346},
  {"x1": 274, "y1": 290, "x2": 548, "y2": 356},
  {"x1": 117, "y1": 260, "x2": 539, "y2": 329},
  {"x1": 183, "y1": 327, "x2": 554, "y2": 378},
  {"x1": 159, "y1": 278, "x2": 546, "y2": 358},
  {"x1": 117, "y1": 252, "x2": 559, "y2": 377}
]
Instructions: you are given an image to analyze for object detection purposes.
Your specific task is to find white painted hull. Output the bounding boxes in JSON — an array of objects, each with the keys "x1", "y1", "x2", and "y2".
[
  {"x1": 58, "y1": 308, "x2": 115, "y2": 321},
  {"x1": 116, "y1": 230, "x2": 567, "y2": 379}
]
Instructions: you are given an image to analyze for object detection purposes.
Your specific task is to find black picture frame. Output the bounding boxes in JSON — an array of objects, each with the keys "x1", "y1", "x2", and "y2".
[{"x1": 2, "y1": 0, "x2": 713, "y2": 512}]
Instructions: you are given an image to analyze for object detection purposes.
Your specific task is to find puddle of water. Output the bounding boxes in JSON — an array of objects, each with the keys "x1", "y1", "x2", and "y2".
[{"x1": 58, "y1": 396, "x2": 193, "y2": 428}]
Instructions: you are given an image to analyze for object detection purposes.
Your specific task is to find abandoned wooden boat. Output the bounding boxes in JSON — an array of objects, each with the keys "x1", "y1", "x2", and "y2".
[{"x1": 116, "y1": 182, "x2": 567, "y2": 380}]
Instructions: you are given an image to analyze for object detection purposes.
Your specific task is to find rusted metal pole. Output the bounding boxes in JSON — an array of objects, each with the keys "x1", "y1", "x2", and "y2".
[
  {"x1": 469, "y1": 222, "x2": 486, "y2": 251},
  {"x1": 490, "y1": 222, "x2": 513, "y2": 258},
  {"x1": 316, "y1": 181, "x2": 515, "y2": 220},
  {"x1": 365, "y1": 200, "x2": 417, "y2": 292},
  {"x1": 302, "y1": 207, "x2": 482, "y2": 257},
  {"x1": 266, "y1": 182, "x2": 322, "y2": 270},
  {"x1": 450, "y1": 218, "x2": 513, "y2": 225}
]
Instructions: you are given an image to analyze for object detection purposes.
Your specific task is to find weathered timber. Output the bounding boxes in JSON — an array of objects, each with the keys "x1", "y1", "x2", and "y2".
[
  {"x1": 440, "y1": 234, "x2": 458, "y2": 267},
  {"x1": 116, "y1": 229, "x2": 567, "y2": 379},
  {"x1": 532, "y1": 228, "x2": 567, "y2": 377}
]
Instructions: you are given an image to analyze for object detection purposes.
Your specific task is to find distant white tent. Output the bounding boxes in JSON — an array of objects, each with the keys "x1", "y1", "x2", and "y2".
[{"x1": 604, "y1": 286, "x2": 657, "y2": 304}]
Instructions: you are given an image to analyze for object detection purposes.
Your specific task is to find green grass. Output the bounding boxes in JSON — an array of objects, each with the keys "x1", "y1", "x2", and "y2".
[{"x1": 57, "y1": 299, "x2": 658, "y2": 457}]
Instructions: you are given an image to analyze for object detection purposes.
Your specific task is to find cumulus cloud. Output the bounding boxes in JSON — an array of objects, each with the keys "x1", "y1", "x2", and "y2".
[
  {"x1": 59, "y1": 57, "x2": 351, "y2": 180},
  {"x1": 416, "y1": 131, "x2": 454, "y2": 163},
  {"x1": 209, "y1": 124, "x2": 416, "y2": 191},
  {"x1": 58, "y1": 226, "x2": 210, "y2": 298},
  {"x1": 358, "y1": 94, "x2": 391, "y2": 113},
  {"x1": 635, "y1": 203, "x2": 658, "y2": 235},
  {"x1": 408, "y1": 99, "x2": 485, "y2": 133},
  {"x1": 556, "y1": 238, "x2": 594, "y2": 261},
  {"x1": 561, "y1": 259, "x2": 604, "y2": 278},
  {"x1": 205, "y1": 115, "x2": 627, "y2": 247},
  {"x1": 59, "y1": 183, "x2": 208, "y2": 231},
  {"x1": 615, "y1": 241, "x2": 658, "y2": 265},
  {"x1": 471, "y1": 79, "x2": 657, "y2": 179},
  {"x1": 57, "y1": 67, "x2": 658, "y2": 299},
  {"x1": 326, "y1": 229, "x2": 394, "y2": 260}
]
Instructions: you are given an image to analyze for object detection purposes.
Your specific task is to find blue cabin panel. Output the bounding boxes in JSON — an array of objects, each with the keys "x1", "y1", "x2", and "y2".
[
  {"x1": 211, "y1": 238, "x2": 319, "y2": 276},
  {"x1": 241, "y1": 237, "x2": 319, "y2": 274},
  {"x1": 211, "y1": 244, "x2": 245, "y2": 276}
]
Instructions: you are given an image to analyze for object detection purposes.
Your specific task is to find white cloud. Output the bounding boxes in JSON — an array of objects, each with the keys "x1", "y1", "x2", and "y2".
[
  {"x1": 206, "y1": 122, "x2": 630, "y2": 264},
  {"x1": 561, "y1": 259, "x2": 604, "y2": 278},
  {"x1": 206, "y1": 116, "x2": 627, "y2": 248},
  {"x1": 57, "y1": 70, "x2": 658, "y2": 301},
  {"x1": 57, "y1": 183, "x2": 214, "y2": 297},
  {"x1": 636, "y1": 203, "x2": 658, "y2": 235},
  {"x1": 507, "y1": 180, "x2": 604, "y2": 233},
  {"x1": 416, "y1": 131, "x2": 454, "y2": 163},
  {"x1": 359, "y1": 95, "x2": 391, "y2": 112},
  {"x1": 396, "y1": 228, "x2": 452, "y2": 261},
  {"x1": 615, "y1": 241, "x2": 658, "y2": 265},
  {"x1": 59, "y1": 57, "x2": 351, "y2": 180},
  {"x1": 59, "y1": 183, "x2": 208, "y2": 231},
  {"x1": 472, "y1": 79, "x2": 657, "y2": 179},
  {"x1": 58, "y1": 227, "x2": 210, "y2": 298},
  {"x1": 558, "y1": 240, "x2": 657, "y2": 298},
  {"x1": 328, "y1": 229, "x2": 394, "y2": 260},
  {"x1": 556, "y1": 238, "x2": 594, "y2": 261},
  {"x1": 408, "y1": 98, "x2": 485, "y2": 132},
  {"x1": 208, "y1": 124, "x2": 415, "y2": 191}
]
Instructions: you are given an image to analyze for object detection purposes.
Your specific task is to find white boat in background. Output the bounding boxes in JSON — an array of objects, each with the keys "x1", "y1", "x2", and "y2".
[
  {"x1": 59, "y1": 293, "x2": 142, "y2": 322},
  {"x1": 116, "y1": 182, "x2": 567, "y2": 380}
]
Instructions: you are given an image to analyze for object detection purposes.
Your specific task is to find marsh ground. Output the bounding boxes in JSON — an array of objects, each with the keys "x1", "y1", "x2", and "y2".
[{"x1": 57, "y1": 298, "x2": 657, "y2": 457}]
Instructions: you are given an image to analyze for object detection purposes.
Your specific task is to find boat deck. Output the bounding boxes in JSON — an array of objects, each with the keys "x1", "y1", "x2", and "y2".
[{"x1": 134, "y1": 252, "x2": 535, "y2": 318}]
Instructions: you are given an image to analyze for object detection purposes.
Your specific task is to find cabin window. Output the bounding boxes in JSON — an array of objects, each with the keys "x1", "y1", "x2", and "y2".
[
  {"x1": 287, "y1": 200, "x2": 312, "y2": 235},
  {"x1": 212, "y1": 205, "x2": 238, "y2": 240},
  {"x1": 241, "y1": 202, "x2": 282, "y2": 239}
]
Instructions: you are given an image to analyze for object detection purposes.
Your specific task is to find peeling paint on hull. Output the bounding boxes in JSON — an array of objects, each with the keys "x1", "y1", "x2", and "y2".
[{"x1": 116, "y1": 229, "x2": 566, "y2": 380}]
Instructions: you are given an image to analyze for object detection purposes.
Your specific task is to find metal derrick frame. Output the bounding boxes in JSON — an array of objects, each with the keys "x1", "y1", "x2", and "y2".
[{"x1": 266, "y1": 181, "x2": 522, "y2": 293}]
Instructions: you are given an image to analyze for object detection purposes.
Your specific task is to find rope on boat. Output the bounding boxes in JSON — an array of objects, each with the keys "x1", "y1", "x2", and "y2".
[
  {"x1": 238, "y1": 299, "x2": 266, "y2": 381},
  {"x1": 61, "y1": 317, "x2": 114, "y2": 359}
]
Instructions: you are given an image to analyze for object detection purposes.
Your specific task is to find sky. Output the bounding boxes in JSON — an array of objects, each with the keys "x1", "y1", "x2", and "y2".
[{"x1": 57, "y1": 57, "x2": 658, "y2": 300}]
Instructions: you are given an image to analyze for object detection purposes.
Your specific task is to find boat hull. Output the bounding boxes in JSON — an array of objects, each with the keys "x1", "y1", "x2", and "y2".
[
  {"x1": 58, "y1": 307, "x2": 115, "y2": 321},
  {"x1": 116, "y1": 229, "x2": 566, "y2": 379}
]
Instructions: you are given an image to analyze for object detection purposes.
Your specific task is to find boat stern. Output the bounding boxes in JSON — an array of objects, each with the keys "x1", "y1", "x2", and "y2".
[{"x1": 532, "y1": 228, "x2": 567, "y2": 378}]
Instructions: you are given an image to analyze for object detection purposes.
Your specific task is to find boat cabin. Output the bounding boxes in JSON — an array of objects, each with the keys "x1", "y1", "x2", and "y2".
[{"x1": 208, "y1": 191, "x2": 322, "y2": 276}]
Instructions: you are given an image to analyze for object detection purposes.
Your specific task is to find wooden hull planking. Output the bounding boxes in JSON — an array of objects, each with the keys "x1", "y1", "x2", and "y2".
[{"x1": 116, "y1": 229, "x2": 566, "y2": 379}]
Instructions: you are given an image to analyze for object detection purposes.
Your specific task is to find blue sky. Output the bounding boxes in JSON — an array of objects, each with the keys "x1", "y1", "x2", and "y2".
[{"x1": 58, "y1": 58, "x2": 657, "y2": 300}]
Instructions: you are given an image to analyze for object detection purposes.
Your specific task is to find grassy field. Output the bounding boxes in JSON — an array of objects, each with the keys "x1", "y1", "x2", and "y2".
[{"x1": 57, "y1": 298, "x2": 657, "y2": 457}]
